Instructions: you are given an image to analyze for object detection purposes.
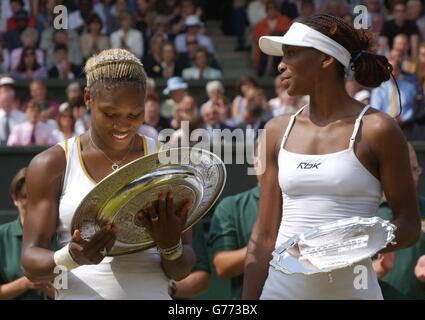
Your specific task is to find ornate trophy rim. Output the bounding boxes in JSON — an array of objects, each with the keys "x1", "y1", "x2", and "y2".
[{"x1": 70, "y1": 147, "x2": 227, "y2": 256}]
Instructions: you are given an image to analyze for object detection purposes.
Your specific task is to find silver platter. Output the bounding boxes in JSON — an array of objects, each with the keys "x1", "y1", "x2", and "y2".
[
  {"x1": 270, "y1": 216, "x2": 396, "y2": 274},
  {"x1": 70, "y1": 147, "x2": 226, "y2": 256}
]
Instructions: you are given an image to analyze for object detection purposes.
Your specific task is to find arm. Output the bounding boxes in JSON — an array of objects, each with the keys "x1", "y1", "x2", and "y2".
[
  {"x1": 22, "y1": 145, "x2": 119, "y2": 281},
  {"x1": 366, "y1": 113, "x2": 421, "y2": 252},
  {"x1": 0, "y1": 276, "x2": 53, "y2": 300},
  {"x1": 242, "y1": 117, "x2": 287, "y2": 299},
  {"x1": 172, "y1": 270, "x2": 210, "y2": 299},
  {"x1": 21, "y1": 146, "x2": 65, "y2": 281},
  {"x1": 213, "y1": 247, "x2": 247, "y2": 279}
]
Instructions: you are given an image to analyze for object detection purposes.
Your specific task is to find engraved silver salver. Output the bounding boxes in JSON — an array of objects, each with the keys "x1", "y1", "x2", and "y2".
[
  {"x1": 270, "y1": 216, "x2": 396, "y2": 274},
  {"x1": 70, "y1": 147, "x2": 226, "y2": 256}
]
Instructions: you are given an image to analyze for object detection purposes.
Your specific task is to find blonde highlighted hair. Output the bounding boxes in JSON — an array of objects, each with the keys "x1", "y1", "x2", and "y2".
[{"x1": 84, "y1": 48, "x2": 147, "y2": 95}]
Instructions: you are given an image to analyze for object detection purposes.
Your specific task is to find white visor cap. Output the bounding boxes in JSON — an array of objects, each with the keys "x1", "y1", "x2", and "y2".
[{"x1": 259, "y1": 22, "x2": 352, "y2": 68}]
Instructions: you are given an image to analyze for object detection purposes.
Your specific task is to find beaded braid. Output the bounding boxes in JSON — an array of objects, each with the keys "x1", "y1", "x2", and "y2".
[{"x1": 297, "y1": 14, "x2": 393, "y2": 88}]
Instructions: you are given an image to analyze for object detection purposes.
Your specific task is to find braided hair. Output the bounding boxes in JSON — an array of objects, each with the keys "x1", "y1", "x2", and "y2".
[
  {"x1": 297, "y1": 14, "x2": 392, "y2": 88},
  {"x1": 84, "y1": 48, "x2": 147, "y2": 98}
]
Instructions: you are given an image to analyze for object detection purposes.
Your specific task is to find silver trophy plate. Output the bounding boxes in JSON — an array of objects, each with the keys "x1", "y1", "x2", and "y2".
[
  {"x1": 270, "y1": 216, "x2": 396, "y2": 274},
  {"x1": 71, "y1": 147, "x2": 226, "y2": 256}
]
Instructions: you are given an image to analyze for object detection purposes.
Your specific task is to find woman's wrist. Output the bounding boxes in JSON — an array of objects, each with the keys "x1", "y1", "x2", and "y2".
[{"x1": 158, "y1": 238, "x2": 183, "y2": 261}]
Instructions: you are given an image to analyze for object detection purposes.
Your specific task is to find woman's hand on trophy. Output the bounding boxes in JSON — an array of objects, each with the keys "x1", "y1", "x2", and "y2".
[
  {"x1": 69, "y1": 221, "x2": 118, "y2": 265},
  {"x1": 136, "y1": 192, "x2": 192, "y2": 249}
]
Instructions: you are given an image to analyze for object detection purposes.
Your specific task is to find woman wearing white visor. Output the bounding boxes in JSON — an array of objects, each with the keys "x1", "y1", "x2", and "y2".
[{"x1": 243, "y1": 14, "x2": 421, "y2": 300}]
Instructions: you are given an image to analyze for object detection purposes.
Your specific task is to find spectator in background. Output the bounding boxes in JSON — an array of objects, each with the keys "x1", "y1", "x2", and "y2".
[
  {"x1": 144, "y1": 94, "x2": 171, "y2": 133},
  {"x1": 68, "y1": 0, "x2": 94, "y2": 34},
  {"x1": 12, "y1": 47, "x2": 47, "y2": 80},
  {"x1": 169, "y1": 0, "x2": 203, "y2": 39},
  {"x1": 134, "y1": 0, "x2": 154, "y2": 36},
  {"x1": 34, "y1": 0, "x2": 57, "y2": 34},
  {"x1": 174, "y1": 15, "x2": 215, "y2": 55},
  {"x1": 203, "y1": 80, "x2": 227, "y2": 106},
  {"x1": 208, "y1": 139, "x2": 262, "y2": 300},
  {"x1": 0, "y1": 168, "x2": 54, "y2": 300},
  {"x1": 160, "y1": 42, "x2": 185, "y2": 79},
  {"x1": 24, "y1": 80, "x2": 59, "y2": 120},
  {"x1": 407, "y1": 0, "x2": 425, "y2": 40},
  {"x1": 268, "y1": 75, "x2": 298, "y2": 117},
  {"x1": 182, "y1": 46, "x2": 222, "y2": 80},
  {"x1": 162, "y1": 76, "x2": 189, "y2": 119},
  {"x1": 247, "y1": 0, "x2": 267, "y2": 28},
  {"x1": 6, "y1": 0, "x2": 35, "y2": 32},
  {"x1": 371, "y1": 56, "x2": 416, "y2": 128},
  {"x1": 144, "y1": 35, "x2": 166, "y2": 77},
  {"x1": 5, "y1": 10, "x2": 36, "y2": 51},
  {"x1": 319, "y1": 0, "x2": 348, "y2": 17},
  {"x1": 52, "y1": 102, "x2": 76, "y2": 143},
  {"x1": 231, "y1": 75, "x2": 259, "y2": 125},
  {"x1": 236, "y1": 88, "x2": 270, "y2": 140},
  {"x1": 230, "y1": 0, "x2": 250, "y2": 52},
  {"x1": 155, "y1": 0, "x2": 181, "y2": 27},
  {"x1": 64, "y1": 81, "x2": 89, "y2": 135},
  {"x1": 365, "y1": 0, "x2": 384, "y2": 34},
  {"x1": 110, "y1": 12, "x2": 144, "y2": 59},
  {"x1": 170, "y1": 94, "x2": 198, "y2": 130},
  {"x1": 374, "y1": 143, "x2": 425, "y2": 300},
  {"x1": 392, "y1": 34, "x2": 418, "y2": 77},
  {"x1": 200, "y1": 102, "x2": 231, "y2": 144},
  {"x1": 48, "y1": 44, "x2": 81, "y2": 80},
  {"x1": 169, "y1": 95, "x2": 201, "y2": 145},
  {"x1": 0, "y1": 38, "x2": 11, "y2": 73},
  {"x1": 379, "y1": 2, "x2": 420, "y2": 60},
  {"x1": 253, "y1": 0, "x2": 292, "y2": 76},
  {"x1": 0, "y1": 0, "x2": 31, "y2": 33},
  {"x1": 410, "y1": 43, "x2": 425, "y2": 140},
  {"x1": 7, "y1": 100, "x2": 56, "y2": 146},
  {"x1": 146, "y1": 77, "x2": 156, "y2": 97},
  {"x1": 280, "y1": 0, "x2": 299, "y2": 20},
  {"x1": 40, "y1": 29, "x2": 82, "y2": 70},
  {"x1": 93, "y1": 0, "x2": 117, "y2": 35},
  {"x1": 79, "y1": 14, "x2": 110, "y2": 61},
  {"x1": 298, "y1": 0, "x2": 315, "y2": 19},
  {"x1": 10, "y1": 27, "x2": 44, "y2": 72},
  {"x1": 0, "y1": 77, "x2": 25, "y2": 145}
]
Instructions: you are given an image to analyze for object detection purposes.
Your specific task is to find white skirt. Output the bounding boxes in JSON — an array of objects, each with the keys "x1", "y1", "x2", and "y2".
[
  {"x1": 55, "y1": 248, "x2": 170, "y2": 300},
  {"x1": 260, "y1": 258, "x2": 383, "y2": 300}
]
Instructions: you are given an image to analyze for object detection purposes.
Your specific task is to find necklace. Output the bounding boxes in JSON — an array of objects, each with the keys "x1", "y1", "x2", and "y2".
[{"x1": 88, "y1": 129, "x2": 135, "y2": 171}]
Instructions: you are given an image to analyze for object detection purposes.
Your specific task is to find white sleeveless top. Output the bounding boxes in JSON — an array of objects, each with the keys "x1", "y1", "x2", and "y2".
[
  {"x1": 56, "y1": 135, "x2": 169, "y2": 300},
  {"x1": 261, "y1": 105, "x2": 384, "y2": 300}
]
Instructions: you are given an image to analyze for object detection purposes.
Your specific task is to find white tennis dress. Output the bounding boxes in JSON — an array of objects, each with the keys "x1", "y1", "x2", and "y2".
[
  {"x1": 261, "y1": 105, "x2": 384, "y2": 300},
  {"x1": 55, "y1": 135, "x2": 170, "y2": 300}
]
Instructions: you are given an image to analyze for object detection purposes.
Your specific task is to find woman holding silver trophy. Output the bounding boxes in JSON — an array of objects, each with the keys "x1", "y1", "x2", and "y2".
[
  {"x1": 20, "y1": 49, "x2": 196, "y2": 299},
  {"x1": 243, "y1": 14, "x2": 422, "y2": 299}
]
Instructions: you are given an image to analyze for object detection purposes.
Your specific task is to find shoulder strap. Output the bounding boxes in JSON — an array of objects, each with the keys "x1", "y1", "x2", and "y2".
[
  {"x1": 349, "y1": 105, "x2": 370, "y2": 149},
  {"x1": 280, "y1": 104, "x2": 307, "y2": 149}
]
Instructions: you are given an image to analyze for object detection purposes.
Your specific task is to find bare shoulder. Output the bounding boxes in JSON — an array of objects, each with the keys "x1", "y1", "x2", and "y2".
[
  {"x1": 264, "y1": 114, "x2": 292, "y2": 139},
  {"x1": 362, "y1": 108, "x2": 407, "y2": 154},
  {"x1": 27, "y1": 145, "x2": 67, "y2": 189}
]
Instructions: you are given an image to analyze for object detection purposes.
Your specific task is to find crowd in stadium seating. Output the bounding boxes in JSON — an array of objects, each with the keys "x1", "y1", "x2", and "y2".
[{"x1": 2, "y1": 0, "x2": 425, "y2": 147}]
